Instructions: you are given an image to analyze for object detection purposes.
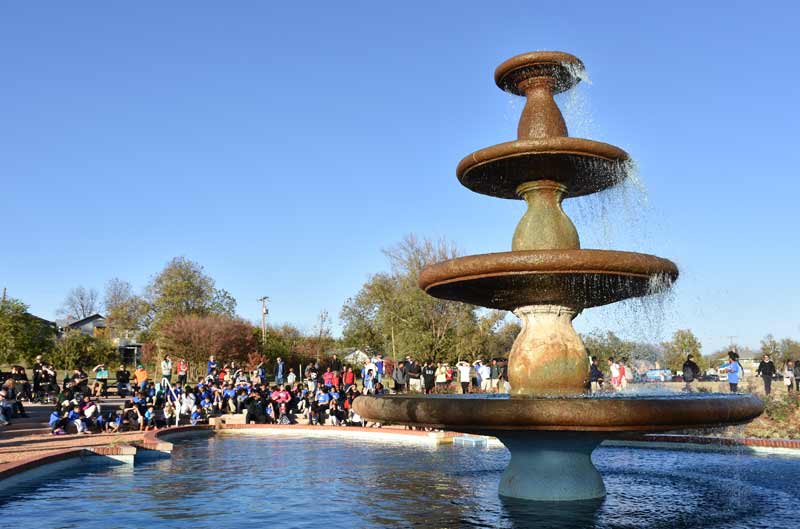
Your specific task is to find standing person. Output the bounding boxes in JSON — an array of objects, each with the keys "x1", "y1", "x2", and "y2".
[
  {"x1": 490, "y1": 359, "x2": 502, "y2": 392},
  {"x1": 177, "y1": 358, "x2": 188, "y2": 386},
  {"x1": 607, "y1": 358, "x2": 621, "y2": 391},
  {"x1": 434, "y1": 363, "x2": 448, "y2": 392},
  {"x1": 343, "y1": 367, "x2": 356, "y2": 392},
  {"x1": 722, "y1": 351, "x2": 741, "y2": 392},
  {"x1": 422, "y1": 361, "x2": 436, "y2": 394},
  {"x1": 794, "y1": 360, "x2": 800, "y2": 392},
  {"x1": 618, "y1": 359, "x2": 629, "y2": 390},
  {"x1": 756, "y1": 354, "x2": 776, "y2": 396},
  {"x1": 392, "y1": 361, "x2": 407, "y2": 393},
  {"x1": 32, "y1": 355, "x2": 44, "y2": 398},
  {"x1": 406, "y1": 357, "x2": 422, "y2": 393},
  {"x1": 287, "y1": 368, "x2": 297, "y2": 387},
  {"x1": 456, "y1": 361, "x2": 472, "y2": 394},
  {"x1": 274, "y1": 357, "x2": 286, "y2": 385},
  {"x1": 374, "y1": 354, "x2": 384, "y2": 383},
  {"x1": 329, "y1": 354, "x2": 342, "y2": 375},
  {"x1": 782, "y1": 361, "x2": 796, "y2": 393},
  {"x1": 161, "y1": 355, "x2": 173, "y2": 384},
  {"x1": 589, "y1": 356, "x2": 604, "y2": 393},
  {"x1": 207, "y1": 355, "x2": 218, "y2": 375},
  {"x1": 682, "y1": 354, "x2": 700, "y2": 392},
  {"x1": 477, "y1": 362, "x2": 491, "y2": 392}
]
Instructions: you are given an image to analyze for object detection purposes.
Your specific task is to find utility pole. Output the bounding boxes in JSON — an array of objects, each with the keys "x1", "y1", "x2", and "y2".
[{"x1": 258, "y1": 296, "x2": 269, "y2": 345}]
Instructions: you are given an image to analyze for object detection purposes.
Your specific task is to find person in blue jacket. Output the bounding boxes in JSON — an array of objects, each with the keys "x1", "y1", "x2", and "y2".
[{"x1": 722, "y1": 351, "x2": 743, "y2": 392}]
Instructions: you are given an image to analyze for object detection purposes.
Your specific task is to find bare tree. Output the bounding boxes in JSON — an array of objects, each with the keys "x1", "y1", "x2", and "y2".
[{"x1": 59, "y1": 286, "x2": 99, "y2": 320}]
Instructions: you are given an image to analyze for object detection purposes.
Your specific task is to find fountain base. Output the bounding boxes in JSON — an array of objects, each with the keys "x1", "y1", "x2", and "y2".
[{"x1": 494, "y1": 431, "x2": 605, "y2": 501}]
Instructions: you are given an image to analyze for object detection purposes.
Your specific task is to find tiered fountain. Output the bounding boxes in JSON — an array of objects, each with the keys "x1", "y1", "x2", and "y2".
[{"x1": 353, "y1": 51, "x2": 763, "y2": 502}]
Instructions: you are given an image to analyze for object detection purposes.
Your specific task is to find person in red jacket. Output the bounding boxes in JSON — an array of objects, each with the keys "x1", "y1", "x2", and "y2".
[{"x1": 343, "y1": 367, "x2": 356, "y2": 391}]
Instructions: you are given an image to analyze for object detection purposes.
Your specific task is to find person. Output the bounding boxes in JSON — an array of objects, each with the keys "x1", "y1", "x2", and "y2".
[
  {"x1": 161, "y1": 355, "x2": 173, "y2": 384},
  {"x1": 406, "y1": 357, "x2": 422, "y2": 393},
  {"x1": 363, "y1": 369, "x2": 375, "y2": 394},
  {"x1": 476, "y1": 361, "x2": 491, "y2": 392},
  {"x1": 490, "y1": 359, "x2": 502, "y2": 392},
  {"x1": 329, "y1": 354, "x2": 342, "y2": 374},
  {"x1": 92, "y1": 364, "x2": 109, "y2": 398},
  {"x1": 343, "y1": 367, "x2": 356, "y2": 392},
  {"x1": 392, "y1": 361, "x2": 407, "y2": 393},
  {"x1": 794, "y1": 359, "x2": 800, "y2": 392},
  {"x1": 783, "y1": 361, "x2": 796, "y2": 393},
  {"x1": 589, "y1": 356, "x2": 604, "y2": 393},
  {"x1": 116, "y1": 365, "x2": 131, "y2": 397},
  {"x1": 176, "y1": 358, "x2": 189, "y2": 385},
  {"x1": 682, "y1": 354, "x2": 700, "y2": 392},
  {"x1": 756, "y1": 354, "x2": 776, "y2": 396},
  {"x1": 421, "y1": 361, "x2": 436, "y2": 394},
  {"x1": 32, "y1": 355, "x2": 44, "y2": 398},
  {"x1": 618, "y1": 358, "x2": 628, "y2": 390},
  {"x1": 207, "y1": 355, "x2": 218, "y2": 375},
  {"x1": 322, "y1": 367, "x2": 334, "y2": 387},
  {"x1": 134, "y1": 365, "x2": 149, "y2": 392},
  {"x1": 435, "y1": 363, "x2": 448, "y2": 391},
  {"x1": 722, "y1": 351, "x2": 742, "y2": 392},
  {"x1": 607, "y1": 357, "x2": 621, "y2": 390},
  {"x1": 456, "y1": 361, "x2": 472, "y2": 394},
  {"x1": 274, "y1": 357, "x2": 285, "y2": 384},
  {"x1": 374, "y1": 354, "x2": 384, "y2": 383}
]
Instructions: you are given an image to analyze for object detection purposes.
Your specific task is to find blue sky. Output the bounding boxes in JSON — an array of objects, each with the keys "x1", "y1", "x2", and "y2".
[{"x1": 2, "y1": 2, "x2": 798, "y2": 354}]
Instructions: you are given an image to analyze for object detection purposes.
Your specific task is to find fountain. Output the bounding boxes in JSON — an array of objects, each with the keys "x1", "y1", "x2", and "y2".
[{"x1": 353, "y1": 51, "x2": 764, "y2": 502}]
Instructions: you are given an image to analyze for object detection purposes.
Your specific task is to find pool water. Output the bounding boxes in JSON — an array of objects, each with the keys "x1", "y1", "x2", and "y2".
[{"x1": 2, "y1": 434, "x2": 798, "y2": 529}]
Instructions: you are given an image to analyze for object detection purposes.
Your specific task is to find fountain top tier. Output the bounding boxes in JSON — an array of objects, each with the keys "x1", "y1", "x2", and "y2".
[{"x1": 458, "y1": 51, "x2": 629, "y2": 200}]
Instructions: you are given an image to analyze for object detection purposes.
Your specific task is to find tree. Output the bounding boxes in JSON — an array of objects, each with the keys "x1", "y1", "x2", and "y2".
[
  {"x1": 0, "y1": 297, "x2": 57, "y2": 364},
  {"x1": 51, "y1": 330, "x2": 116, "y2": 370},
  {"x1": 159, "y1": 314, "x2": 257, "y2": 373},
  {"x1": 145, "y1": 257, "x2": 238, "y2": 330},
  {"x1": 59, "y1": 286, "x2": 99, "y2": 319},
  {"x1": 661, "y1": 329, "x2": 702, "y2": 371},
  {"x1": 103, "y1": 278, "x2": 146, "y2": 335},
  {"x1": 340, "y1": 234, "x2": 516, "y2": 364}
]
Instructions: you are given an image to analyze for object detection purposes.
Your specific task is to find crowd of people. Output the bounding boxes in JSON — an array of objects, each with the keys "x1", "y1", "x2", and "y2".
[{"x1": 4, "y1": 348, "x2": 799, "y2": 431}]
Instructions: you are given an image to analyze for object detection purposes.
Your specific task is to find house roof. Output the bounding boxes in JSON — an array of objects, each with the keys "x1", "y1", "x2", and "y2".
[{"x1": 66, "y1": 313, "x2": 106, "y2": 328}]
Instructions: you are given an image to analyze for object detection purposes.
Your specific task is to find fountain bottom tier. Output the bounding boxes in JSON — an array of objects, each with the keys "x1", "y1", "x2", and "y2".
[{"x1": 352, "y1": 393, "x2": 764, "y2": 501}]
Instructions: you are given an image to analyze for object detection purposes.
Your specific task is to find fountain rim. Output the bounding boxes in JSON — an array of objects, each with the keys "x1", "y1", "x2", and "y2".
[
  {"x1": 352, "y1": 393, "x2": 764, "y2": 433},
  {"x1": 495, "y1": 51, "x2": 585, "y2": 96},
  {"x1": 456, "y1": 137, "x2": 630, "y2": 199},
  {"x1": 419, "y1": 249, "x2": 678, "y2": 292}
]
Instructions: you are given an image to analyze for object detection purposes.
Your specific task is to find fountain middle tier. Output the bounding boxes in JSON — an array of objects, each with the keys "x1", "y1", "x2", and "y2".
[
  {"x1": 418, "y1": 249, "x2": 678, "y2": 311},
  {"x1": 457, "y1": 137, "x2": 629, "y2": 199}
]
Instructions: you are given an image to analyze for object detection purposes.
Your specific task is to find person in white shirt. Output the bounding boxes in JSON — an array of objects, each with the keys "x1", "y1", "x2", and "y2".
[
  {"x1": 478, "y1": 363, "x2": 491, "y2": 392},
  {"x1": 607, "y1": 357, "x2": 621, "y2": 390},
  {"x1": 456, "y1": 361, "x2": 472, "y2": 394},
  {"x1": 161, "y1": 355, "x2": 173, "y2": 383}
]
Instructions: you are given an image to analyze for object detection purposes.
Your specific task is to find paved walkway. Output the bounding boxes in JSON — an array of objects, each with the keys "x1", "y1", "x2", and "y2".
[{"x1": 0, "y1": 400, "x2": 145, "y2": 469}]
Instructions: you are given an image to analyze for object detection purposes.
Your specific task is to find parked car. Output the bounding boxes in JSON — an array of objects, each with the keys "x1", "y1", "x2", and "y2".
[{"x1": 644, "y1": 369, "x2": 672, "y2": 382}]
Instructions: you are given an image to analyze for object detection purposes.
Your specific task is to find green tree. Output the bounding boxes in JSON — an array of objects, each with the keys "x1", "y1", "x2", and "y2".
[
  {"x1": 51, "y1": 330, "x2": 117, "y2": 370},
  {"x1": 0, "y1": 297, "x2": 56, "y2": 364},
  {"x1": 145, "y1": 257, "x2": 238, "y2": 330},
  {"x1": 103, "y1": 278, "x2": 147, "y2": 336},
  {"x1": 661, "y1": 329, "x2": 703, "y2": 371},
  {"x1": 340, "y1": 235, "x2": 518, "y2": 364}
]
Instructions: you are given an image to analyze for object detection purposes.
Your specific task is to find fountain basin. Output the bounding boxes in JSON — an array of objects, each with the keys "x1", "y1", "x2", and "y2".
[
  {"x1": 457, "y1": 137, "x2": 629, "y2": 199},
  {"x1": 418, "y1": 249, "x2": 678, "y2": 310},
  {"x1": 352, "y1": 393, "x2": 764, "y2": 432},
  {"x1": 353, "y1": 393, "x2": 764, "y2": 500}
]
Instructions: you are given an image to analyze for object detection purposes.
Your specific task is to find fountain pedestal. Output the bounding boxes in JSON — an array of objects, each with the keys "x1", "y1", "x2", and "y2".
[{"x1": 495, "y1": 432, "x2": 605, "y2": 501}]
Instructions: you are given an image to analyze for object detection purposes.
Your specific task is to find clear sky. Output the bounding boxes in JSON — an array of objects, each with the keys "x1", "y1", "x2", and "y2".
[{"x1": 2, "y1": 2, "x2": 798, "y2": 354}]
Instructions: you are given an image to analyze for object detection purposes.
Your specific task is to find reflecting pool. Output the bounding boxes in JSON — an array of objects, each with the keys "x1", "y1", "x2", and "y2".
[{"x1": 2, "y1": 434, "x2": 798, "y2": 528}]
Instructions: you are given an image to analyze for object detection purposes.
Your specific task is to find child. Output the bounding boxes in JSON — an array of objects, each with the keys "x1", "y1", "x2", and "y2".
[
  {"x1": 190, "y1": 404, "x2": 204, "y2": 426},
  {"x1": 68, "y1": 404, "x2": 88, "y2": 434},
  {"x1": 144, "y1": 405, "x2": 157, "y2": 431},
  {"x1": 49, "y1": 409, "x2": 67, "y2": 435}
]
